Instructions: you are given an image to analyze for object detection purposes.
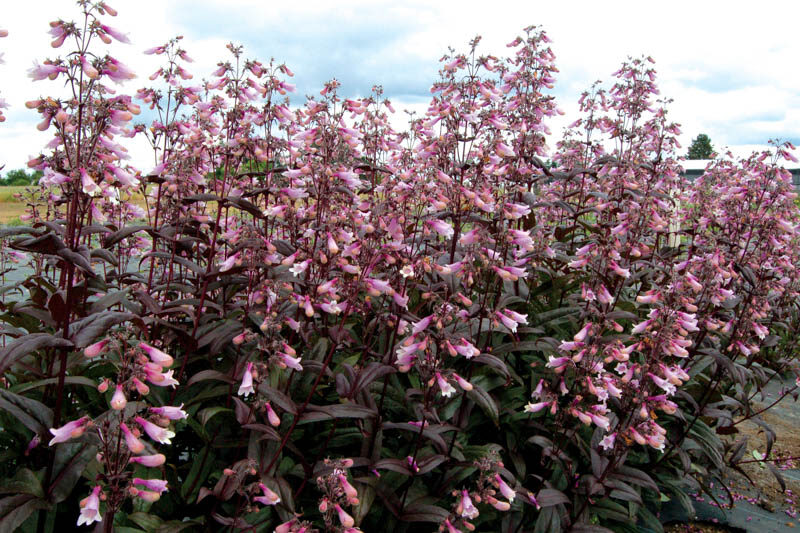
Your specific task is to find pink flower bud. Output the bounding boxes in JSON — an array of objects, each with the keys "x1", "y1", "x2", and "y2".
[
  {"x1": 129, "y1": 454, "x2": 166, "y2": 467},
  {"x1": 132, "y1": 377, "x2": 150, "y2": 395},
  {"x1": 338, "y1": 474, "x2": 358, "y2": 503},
  {"x1": 265, "y1": 402, "x2": 281, "y2": 427},
  {"x1": 334, "y1": 504, "x2": 354, "y2": 528},
  {"x1": 487, "y1": 495, "x2": 511, "y2": 511},
  {"x1": 452, "y1": 373, "x2": 473, "y2": 391},
  {"x1": 136, "y1": 489, "x2": 161, "y2": 502},
  {"x1": 120, "y1": 423, "x2": 145, "y2": 454},
  {"x1": 275, "y1": 520, "x2": 296, "y2": 533}
]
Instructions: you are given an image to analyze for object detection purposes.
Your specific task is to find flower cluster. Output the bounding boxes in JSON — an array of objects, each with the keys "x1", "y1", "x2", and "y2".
[{"x1": 4, "y1": 3, "x2": 799, "y2": 531}]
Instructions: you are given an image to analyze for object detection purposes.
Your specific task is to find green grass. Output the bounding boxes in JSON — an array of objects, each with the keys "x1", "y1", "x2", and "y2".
[{"x1": 0, "y1": 186, "x2": 28, "y2": 203}]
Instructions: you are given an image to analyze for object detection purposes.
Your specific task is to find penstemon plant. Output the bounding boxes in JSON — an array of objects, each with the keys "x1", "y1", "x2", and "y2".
[{"x1": 0, "y1": 3, "x2": 799, "y2": 532}]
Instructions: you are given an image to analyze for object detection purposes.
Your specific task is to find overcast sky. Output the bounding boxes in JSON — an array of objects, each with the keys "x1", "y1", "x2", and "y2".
[{"x1": 1, "y1": 0, "x2": 798, "y2": 172}]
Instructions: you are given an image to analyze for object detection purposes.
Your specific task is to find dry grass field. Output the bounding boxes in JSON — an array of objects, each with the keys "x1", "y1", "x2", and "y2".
[{"x1": 0, "y1": 186, "x2": 151, "y2": 225}]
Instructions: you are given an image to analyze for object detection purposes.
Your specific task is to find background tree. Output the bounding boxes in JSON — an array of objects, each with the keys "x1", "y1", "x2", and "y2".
[
  {"x1": 0, "y1": 168, "x2": 42, "y2": 186},
  {"x1": 687, "y1": 132, "x2": 714, "y2": 159}
]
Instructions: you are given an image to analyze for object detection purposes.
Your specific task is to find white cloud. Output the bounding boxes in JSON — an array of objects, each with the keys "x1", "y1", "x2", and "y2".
[{"x1": 1, "y1": 0, "x2": 797, "y2": 173}]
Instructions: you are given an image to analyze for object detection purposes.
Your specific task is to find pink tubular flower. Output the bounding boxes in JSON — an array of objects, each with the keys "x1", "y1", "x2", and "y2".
[
  {"x1": 459, "y1": 228, "x2": 479, "y2": 245},
  {"x1": 496, "y1": 141, "x2": 516, "y2": 157},
  {"x1": 80, "y1": 168, "x2": 101, "y2": 196},
  {"x1": 120, "y1": 423, "x2": 145, "y2": 454},
  {"x1": 597, "y1": 284, "x2": 614, "y2": 304},
  {"x1": 238, "y1": 362, "x2": 254, "y2": 396},
  {"x1": 80, "y1": 55, "x2": 99, "y2": 79},
  {"x1": 278, "y1": 352, "x2": 303, "y2": 371},
  {"x1": 546, "y1": 355, "x2": 571, "y2": 372},
  {"x1": 146, "y1": 368, "x2": 179, "y2": 388},
  {"x1": 139, "y1": 342, "x2": 173, "y2": 367},
  {"x1": 395, "y1": 341, "x2": 423, "y2": 371},
  {"x1": 254, "y1": 483, "x2": 281, "y2": 505},
  {"x1": 84, "y1": 339, "x2": 109, "y2": 357},
  {"x1": 524, "y1": 401, "x2": 549, "y2": 413},
  {"x1": 676, "y1": 312, "x2": 699, "y2": 332},
  {"x1": 457, "y1": 490, "x2": 479, "y2": 519},
  {"x1": 110, "y1": 384, "x2": 127, "y2": 410},
  {"x1": 100, "y1": 24, "x2": 130, "y2": 43},
  {"x1": 48, "y1": 416, "x2": 90, "y2": 446},
  {"x1": 412, "y1": 314, "x2": 433, "y2": 336},
  {"x1": 599, "y1": 433, "x2": 616, "y2": 450},
  {"x1": 77, "y1": 486, "x2": 102, "y2": 526},
  {"x1": 135, "y1": 416, "x2": 175, "y2": 444},
  {"x1": 454, "y1": 338, "x2": 480, "y2": 358},
  {"x1": 428, "y1": 218, "x2": 454, "y2": 238},
  {"x1": 28, "y1": 61, "x2": 66, "y2": 81},
  {"x1": 133, "y1": 478, "x2": 168, "y2": 493},
  {"x1": 610, "y1": 221, "x2": 629, "y2": 235},
  {"x1": 609, "y1": 260, "x2": 630, "y2": 278},
  {"x1": 573, "y1": 322, "x2": 592, "y2": 342},
  {"x1": 435, "y1": 372, "x2": 456, "y2": 398},
  {"x1": 219, "y1": 252, "x2": 241, "y2": 272},
  {"x1": 366, "y1": 278, "x2": 393, "y2": 296},
  {"x1": 631, "y1": 319, "x2": 652, "y2": 334},
  {"x1": 150, "y1": 404, "x2": 187, "y2": 420},
  {"x1": 129, "y1": 453, "x2": 166, "y2": 467},
  {"x1": 493, "y1": 265, "x2": 527, "y2": 281},
  {"x1": 494, "y1": 474, "x2": 516, "y2": 502},
  {"x1": 104, "y1": 58, "x2": 136, "y2": 83}
]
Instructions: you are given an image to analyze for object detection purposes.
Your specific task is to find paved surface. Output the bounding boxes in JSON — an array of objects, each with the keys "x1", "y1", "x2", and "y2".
[{"x1": 660, "y1": 375, "x2": 800, "y2": 532}]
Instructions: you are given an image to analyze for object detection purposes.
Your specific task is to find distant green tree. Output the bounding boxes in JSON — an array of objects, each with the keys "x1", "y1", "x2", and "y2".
[
  {"x1": 0, "y1": 169, "x2": 43, "y2": 186},
  {"x1": 687, "y1": 133, "x2": 714, "y2": 160}
]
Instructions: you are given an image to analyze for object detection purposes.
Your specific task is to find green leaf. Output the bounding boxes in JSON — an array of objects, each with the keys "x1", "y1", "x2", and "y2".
[
  {"x1": 537, "y1": 488, "x2": 569, "y2": 507},
  {"x1": 69, "y1": 311, "x2": 135, "y2": 348},
  {"x1": 198, "y1": 406, "x2": 231, "y2": 427},
  {"x1": 129, "y1": 512, "x2": 164, "y2": 530},
  {"x1": 0, "y1": 468, "x2": 44, "y2": 498},
  {"x1": 49, "y1": 442, "x2": 96, "y2": 503},
  {"x1": 11, "y1": 376, "x2": 96, "y2": 394},
  {"x1": 399, "y1": 503, "x2": 449, "y2": 523},
  {"x1": 181, "y1": 446, "x2": 214, "y2": 501},
  {"x1": 0, "y1": 389, "x2": 53, "y2": 435},
  {"x1": 186, "y1": 370, "x2": 236, "y2": 386},
  {"x1": 258, "y1": 384, "x2": 298, "y2": 415},
  {"x1": 467, "y1": 384, "x2": 499, "y2": 426},
  {"x1": 299, "y1": 403, "x2": 376, "y2": 423},
  {"x1": 103, "y1": 225, "x2": 151, "y2": 249},
  {"x1": 0, "y1": 333, "x2": 73, "y2": 374},
  {"x1": 0, "y1": 494, "x2": 49, "y2": 532}
]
